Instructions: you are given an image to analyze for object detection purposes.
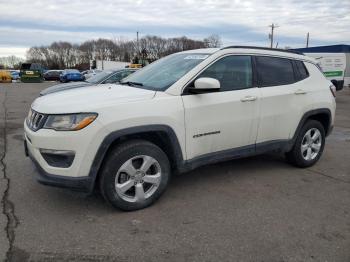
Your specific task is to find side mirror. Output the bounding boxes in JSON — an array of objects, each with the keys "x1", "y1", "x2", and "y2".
[
  {"x1": 331, "y1": 79, "x2": 343, "y2": 91},
  {"x1": 189, "y1": 77, "x2": 220, "y2": 93}
]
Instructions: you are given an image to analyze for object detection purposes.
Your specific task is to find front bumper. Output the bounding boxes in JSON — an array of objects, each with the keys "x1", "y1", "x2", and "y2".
[
  {"x1": 24, "y1": 140, "x2": 94, "y2": 193},
  {"x1": 24, "y1": 118, "x2": 107, "y2": 193},
  {"x1": 26, "y1": 141, "x2": 93, "y2": 192}
]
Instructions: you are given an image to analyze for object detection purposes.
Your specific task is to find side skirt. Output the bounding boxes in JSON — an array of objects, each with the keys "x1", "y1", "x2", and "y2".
[{"x1": 178, "y1": 140, "x2": 290, "y2": 173}]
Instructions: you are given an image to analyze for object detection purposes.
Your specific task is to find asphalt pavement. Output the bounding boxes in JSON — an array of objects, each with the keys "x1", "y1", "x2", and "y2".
[{"x1": 0, "y1": 82, "x2": 349, "y2": 262}]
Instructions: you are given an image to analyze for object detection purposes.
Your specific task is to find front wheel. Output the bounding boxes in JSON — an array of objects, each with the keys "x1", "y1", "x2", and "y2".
[
  {"x1": 286, "y1": 120, "x2": 325, "y2": 168},
  {"x1": 99, "y1": 140, "x2": 171, "y2": 211}
]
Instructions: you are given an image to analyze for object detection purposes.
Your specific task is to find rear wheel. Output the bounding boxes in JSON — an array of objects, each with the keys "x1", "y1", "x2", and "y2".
[
  {"x1": 99, "y1": 140, "x2": 170, "y2": 211},
  {"x1": 286, "y1": 120, "x2": 325, "y2": 167}
]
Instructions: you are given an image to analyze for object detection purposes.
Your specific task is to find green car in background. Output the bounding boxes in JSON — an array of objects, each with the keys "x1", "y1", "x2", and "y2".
[{"x1": 20, "y1": 63, "x2": 44, "y2": 83}]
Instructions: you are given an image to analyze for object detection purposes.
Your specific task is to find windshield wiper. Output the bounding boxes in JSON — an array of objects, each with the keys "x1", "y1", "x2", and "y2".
[{"x1": 120, "y1": 81, "x2": 143, "y2": 87}]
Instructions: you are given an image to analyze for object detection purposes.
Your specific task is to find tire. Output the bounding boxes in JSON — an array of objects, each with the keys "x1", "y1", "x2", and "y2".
[
  {"x1": 99, "y1": 139, "x2": 171, "y2": 211},
  {"x1": 286, "y1": 120, "x2": 325, "y2": 168}
]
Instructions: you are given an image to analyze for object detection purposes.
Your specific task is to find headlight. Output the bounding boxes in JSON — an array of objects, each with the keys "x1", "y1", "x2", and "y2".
[{"x1": 43, "y1": 113, "x2": 97, "y2": 131}]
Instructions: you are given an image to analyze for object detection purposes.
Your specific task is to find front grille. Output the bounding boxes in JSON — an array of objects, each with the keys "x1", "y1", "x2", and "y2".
[{"x1": 27, "y1": 109, "x2": 46, "y2": 131}]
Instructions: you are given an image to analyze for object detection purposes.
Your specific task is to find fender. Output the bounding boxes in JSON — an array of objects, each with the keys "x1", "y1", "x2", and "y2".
[
  {"x1": 87, "y1": 125, "x2": 184, "y2": 191},
  {"x1": 285, "y1": 108, "x2": 332, "y2": 151}
]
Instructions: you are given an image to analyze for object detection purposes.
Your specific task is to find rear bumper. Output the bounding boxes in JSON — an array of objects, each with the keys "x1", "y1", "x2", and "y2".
[{"x1": 26, "y1": 141, "x2": 93, "y2": 192}]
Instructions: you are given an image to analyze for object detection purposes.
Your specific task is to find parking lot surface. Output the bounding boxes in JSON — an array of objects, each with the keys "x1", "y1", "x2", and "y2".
[{"x1": 1, "y1": 82, "x2": 349, "y2": 262}]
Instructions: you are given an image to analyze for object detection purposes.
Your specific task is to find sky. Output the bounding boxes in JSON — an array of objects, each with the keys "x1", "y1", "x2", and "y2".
[{"x1": 0, "y1": 0, "x2": 349, "y2": 58}]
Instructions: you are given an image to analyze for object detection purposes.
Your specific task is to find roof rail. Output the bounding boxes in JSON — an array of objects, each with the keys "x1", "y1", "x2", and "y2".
[{"x1": 221, "y1": 46, "x2": 304, "y2": 55}]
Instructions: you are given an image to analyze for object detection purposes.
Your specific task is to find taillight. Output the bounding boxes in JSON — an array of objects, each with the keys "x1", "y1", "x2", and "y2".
[{"x1": 329, "y1": 85, "x2": 336, "y2": 98}]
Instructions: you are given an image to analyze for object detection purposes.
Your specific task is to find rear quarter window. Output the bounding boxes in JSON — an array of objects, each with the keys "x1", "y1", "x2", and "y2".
[
  {"x1": 256, "y1": 56, "x2": 295, "y2": 87},
  {"x1": 294, "y1": 60, "x2": 309, "y2": 81}
]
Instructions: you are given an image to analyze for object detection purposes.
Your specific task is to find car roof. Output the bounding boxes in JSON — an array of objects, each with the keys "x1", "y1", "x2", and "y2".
[
  {"x1": 222, "y1": 46, "x2": 314, "y2": 62},
  {"x1": 222, "y1": 45, "x2": 304, "y2": 55},
  {"x1": 178, "y1": 46, "x2": 316, "y2": 63},
  {"x1": 179, "y1": 48, "x2": 220, "y2": 54}
]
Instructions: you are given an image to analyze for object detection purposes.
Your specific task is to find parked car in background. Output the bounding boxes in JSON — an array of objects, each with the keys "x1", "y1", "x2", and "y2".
[
  {"x1": 40, "y1": 68, "x2": 137, "y2": 95},
  {"x1": 0, "y1": 70, "x2": 12, "y2": 83},
  {"x1": 60, "y1": 69, "x2": 84, "y2": 83},
  {"x1": 83, "y1": 69, "x2": 102, "y2": 79},
  {"x1": 44, "y1": 70, "x2": 62, "y2": 81},
  {"x1": 305, "y1": 53, "x2": 346, "y2": 91},
  {"x1": 20, "y1": 63, "x2": 44, "y2": 83},
  {"x1": 10, "y1": 70, "x2": 20, "y2": 80}
]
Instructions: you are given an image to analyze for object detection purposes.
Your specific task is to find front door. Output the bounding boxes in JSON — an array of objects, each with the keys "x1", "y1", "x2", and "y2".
[{"x1": 182, "y1": 55, "x2": 260, "y2": 160}]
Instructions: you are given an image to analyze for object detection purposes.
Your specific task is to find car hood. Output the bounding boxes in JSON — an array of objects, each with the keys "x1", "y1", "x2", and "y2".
[
  {"x1": 40, "y1": 81, "x2": 92, "y2": 95},
  {"x1": 32, "y1": 84, "x2": 156, "y2": 114}
]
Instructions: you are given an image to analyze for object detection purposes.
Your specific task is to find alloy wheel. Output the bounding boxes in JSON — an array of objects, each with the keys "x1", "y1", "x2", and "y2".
[
  {"x1": 115, "y1": 155, "x2": 162, "y2": 203},
  {"x1": 301, "y1": 128, "x2": 322, "y2": 161}
]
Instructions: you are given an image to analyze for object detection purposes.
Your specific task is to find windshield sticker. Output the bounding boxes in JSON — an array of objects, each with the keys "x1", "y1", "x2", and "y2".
[{"x1": 184, "y1": 55, "x2": 209, "y2": 60}]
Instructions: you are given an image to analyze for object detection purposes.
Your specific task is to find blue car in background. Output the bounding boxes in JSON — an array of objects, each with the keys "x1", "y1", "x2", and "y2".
[
  {"x1": 40, "y1": 68, "x2": 138, "y2": 96},
  {"x1": 60, "y1": 69, "x2": 84, "y2": 83},
  {"x1": 10, "y1": 70, "x2": 20, "y2": 80}
]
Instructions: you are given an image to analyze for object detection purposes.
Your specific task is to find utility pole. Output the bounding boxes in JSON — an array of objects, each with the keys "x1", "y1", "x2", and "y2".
[
  {"x1": 306, "y1": 32, "x2": 310, "y2": 48},
  {"x1": 134, "y1": 31, "x2": 140, "y2": 64},
  {"x1": 268, "y1": 23, "x2": 279, "y2": 48},
  {"x1": 136, "y1": 31, "x2": 139, "y2": 54}
]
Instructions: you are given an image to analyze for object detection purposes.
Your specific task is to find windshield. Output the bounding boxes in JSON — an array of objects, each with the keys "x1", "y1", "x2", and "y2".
[
  {"x1": 86, "y1": 71, "x2": 113, "y2": 83},
  {"x1": 120, "y1": 53, "x2": 210, "y2": 91},
  {"x1": 21, "y1": 63, "x2": 31, "y2": 70}
]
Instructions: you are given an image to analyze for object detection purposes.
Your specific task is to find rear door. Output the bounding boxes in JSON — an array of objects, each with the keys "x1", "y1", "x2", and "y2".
[
  {"x1": 255, "y1": 56, "x2": 313, "y2": 144},
  {"x1": 182, "y1": 55, "x2": 260, "y2": 159}
]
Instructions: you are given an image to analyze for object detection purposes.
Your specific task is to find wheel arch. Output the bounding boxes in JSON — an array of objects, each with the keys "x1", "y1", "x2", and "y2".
[
  {"x1": 88, "y1": 125, "x2": 184, "y2": 192},
  {"x1": 292, "y1": 108, "x2": 332, "y2": 142}
]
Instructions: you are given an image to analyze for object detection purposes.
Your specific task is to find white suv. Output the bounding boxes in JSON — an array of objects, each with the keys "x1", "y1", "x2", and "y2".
[{"x1": 24, "y1": 47, "x2": 336, "y2": 211}]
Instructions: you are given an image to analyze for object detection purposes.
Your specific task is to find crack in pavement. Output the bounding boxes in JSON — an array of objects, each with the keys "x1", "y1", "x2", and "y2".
[
  {"x1": 307, "y1": 168, "x2": 350, "y2": 184},
  {"x1": 1, "y1": 88, "x2": 19, "y2": 262}
]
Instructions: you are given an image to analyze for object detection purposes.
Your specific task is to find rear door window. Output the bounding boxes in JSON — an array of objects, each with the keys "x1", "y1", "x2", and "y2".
[{"x1": 256, "y1": 56, "x2": 295, "y2": 87}]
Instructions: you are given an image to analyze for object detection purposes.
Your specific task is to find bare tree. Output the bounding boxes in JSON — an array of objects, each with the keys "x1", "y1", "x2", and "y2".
[
  {"x1": 79, "y1": 40, "x2": 95, "y2": 63},
  {"x1": 204, "y1": 34, "x2": 222, "y2": 48},
  {"x1": 25, "y1": 34, "x2": 218, "y2": 69},
  {"x1": 0, "y1": 55, "x2": 24, "y2": 69}
]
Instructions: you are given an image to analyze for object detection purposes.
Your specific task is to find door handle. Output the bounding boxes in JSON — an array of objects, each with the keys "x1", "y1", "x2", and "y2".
[
  {"x1": 240, "y1": 96, "x2": 257, "y2": 102},
  {"x1": 294, "y1": 89, "x2": 307, "y2": 95}
]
